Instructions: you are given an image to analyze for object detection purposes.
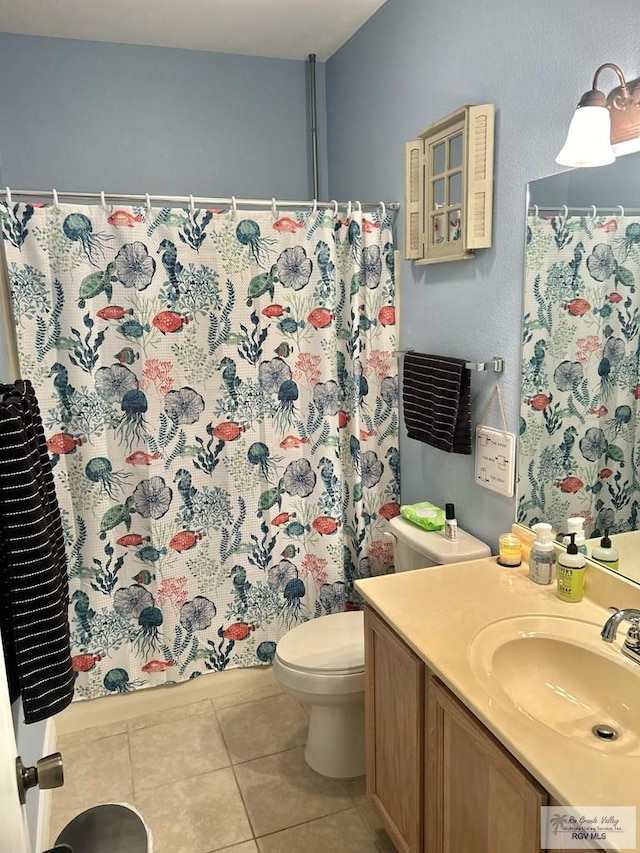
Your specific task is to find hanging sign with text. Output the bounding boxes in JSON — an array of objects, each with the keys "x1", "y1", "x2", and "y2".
[{"x1": 475, "y1": 425, "x2": 516, "y2": 497}]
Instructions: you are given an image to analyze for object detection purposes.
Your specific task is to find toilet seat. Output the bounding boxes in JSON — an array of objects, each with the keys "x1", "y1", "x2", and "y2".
[
  {"x1": 273, "y1": 611, "x2": 365, "y2": 697},
  {"x1": 275, "y1": 610, "x2": 364, "y2": 675}
]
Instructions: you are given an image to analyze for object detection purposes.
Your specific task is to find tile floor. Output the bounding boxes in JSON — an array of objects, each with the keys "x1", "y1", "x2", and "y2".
[{"x1": 50, "y1": 666, "x2": 395, "y2": 853}]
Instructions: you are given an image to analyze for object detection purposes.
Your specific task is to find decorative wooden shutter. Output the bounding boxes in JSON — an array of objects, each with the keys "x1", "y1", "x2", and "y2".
[
  {"x1": 465, "y1": 104, "x2": 495, "y2": 250},
  {"x1": 405, "y1": 140, "x2": 424, "y2": 259}
]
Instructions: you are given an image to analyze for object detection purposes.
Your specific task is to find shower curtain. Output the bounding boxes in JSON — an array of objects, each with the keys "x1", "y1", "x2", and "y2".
[
  {"x1": 0, "y1": 200, "x2": 399, "y2": 699},
  {"x1": 519, "y1": 212, "x2": 640, "y2": 537}
]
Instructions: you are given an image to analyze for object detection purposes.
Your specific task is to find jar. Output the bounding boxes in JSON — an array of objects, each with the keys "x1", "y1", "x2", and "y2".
[{"x1": 498, "y1": 533, "x2": 522, "y2": 567}]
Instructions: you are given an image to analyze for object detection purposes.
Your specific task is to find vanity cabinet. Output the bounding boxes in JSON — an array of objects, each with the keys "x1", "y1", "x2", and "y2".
[
  {"x1": 365, "y1": 606, "x2": 424, "y2": 853},
  {"x1": 364, "y1": 607, "x2": 549, "y2": 853},
  {"x1": 427, "y1": 678, "x2": 546, "y2": 853}
]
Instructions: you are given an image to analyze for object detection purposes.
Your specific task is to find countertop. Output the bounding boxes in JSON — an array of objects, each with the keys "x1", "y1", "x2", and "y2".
[{"x1": 355, "y1": 557, "x2": 640, "y2": 850}]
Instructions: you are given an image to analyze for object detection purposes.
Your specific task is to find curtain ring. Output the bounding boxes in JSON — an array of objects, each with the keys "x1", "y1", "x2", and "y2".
[
  {"x1": 532, "y1": 204, "x2": 539, "y2": 217},
  {"x1": 590, "y1": 205, "x2": 597, "y2": 218},
  {"x1": 346, "y1": 200, "x2": 352, "y2": 219},
  {"x1": 189, "y1": 194, "x2": 196, "y2": 215},
  {"x1": 100, "y1": 191, "x2": 107, "y2": 211},
  {"x1": 5, "y1": 187, "x2": 12, "y2": 206},
  {"x1": 145, "y1": 193, "x2": 152, "y2": 212},
  {"x1": 330, "y1": 200, "x2": 338, "y2": 216},
  {"x1": 379, "y1": 201, "x2": 386, "y2": 220},
  {"x1": 271, "y1": 197, "x2": 278, "y2": 217},
  {"x1": 355, "y1": 200, "x2": 362, "y2": 215},
  {"x1": 52, "y1": 189, "x2": 59, "y2": 208},
  {"x1": 231, "y1": 196, "x2": 237, "y2": 217},
  {"x1": 618, "y1": 205, "x2": 625, "y2": 217},
  {"x1": 311, "y1": 199, "x2": 318, "y2": 216},
  {"x1": 561, "y1": 205, "x2": 568, "y2": 218}
]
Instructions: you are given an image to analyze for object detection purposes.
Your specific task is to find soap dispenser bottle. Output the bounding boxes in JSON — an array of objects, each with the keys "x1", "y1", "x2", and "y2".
[
  {"x1": 591, "y1": 530, "x2": 619, "y2": 572},
  {"x1": 529, "y1": 522, "x2": 555, "y2": 585},
  {"x1": 566, "y1": 516, "x2": 588, "y2": 555},
  {"x1": 556, "y1": 532, "x2": 586, "y2": 602}
]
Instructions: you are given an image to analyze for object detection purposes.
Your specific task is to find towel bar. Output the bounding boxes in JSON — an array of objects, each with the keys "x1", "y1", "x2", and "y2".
[{"x1": 393, "y1": 350, "x2": 504, "y2": 373}]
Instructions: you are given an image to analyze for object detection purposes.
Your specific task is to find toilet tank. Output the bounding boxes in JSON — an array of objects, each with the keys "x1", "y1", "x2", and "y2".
[{"x1": 386, "y1": 515, "x2": 491, "y2": 572}]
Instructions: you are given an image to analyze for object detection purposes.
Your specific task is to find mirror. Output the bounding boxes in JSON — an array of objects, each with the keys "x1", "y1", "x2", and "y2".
[{"x1": 518, "y1": 152, "x2": 640, "y2": 583}]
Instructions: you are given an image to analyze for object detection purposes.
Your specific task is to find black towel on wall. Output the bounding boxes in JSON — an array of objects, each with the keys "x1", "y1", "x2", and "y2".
[
  {"x1": 402, "y1": 352, "x2": 472, "y2": 454},
  {"x1": 0, "y1": 379, "x2": 73, "y2": 723}
]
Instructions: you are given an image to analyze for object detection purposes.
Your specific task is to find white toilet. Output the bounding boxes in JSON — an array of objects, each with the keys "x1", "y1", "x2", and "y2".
[{"x1": 272, "y1": 515, "x2": 491, "y2": 778}]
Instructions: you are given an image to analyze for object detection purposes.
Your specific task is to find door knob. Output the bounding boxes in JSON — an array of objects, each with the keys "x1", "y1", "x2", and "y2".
[{"x1": 16, "y1": 752, "x2": 64, "y2": 804}]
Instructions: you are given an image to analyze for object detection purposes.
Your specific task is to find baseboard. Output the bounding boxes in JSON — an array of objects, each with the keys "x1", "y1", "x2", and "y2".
[{"x1": 34, "y1": 718, "x2": 56, "y2": 853}]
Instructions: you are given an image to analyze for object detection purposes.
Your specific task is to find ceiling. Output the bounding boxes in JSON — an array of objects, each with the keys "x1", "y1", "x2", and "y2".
[{"x1": 0, "y1": 0, "x2": 387, "y2": 61}]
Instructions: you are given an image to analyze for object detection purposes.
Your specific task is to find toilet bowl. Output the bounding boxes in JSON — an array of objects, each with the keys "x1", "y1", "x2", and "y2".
[
  {"x1": 273, "y1": 515, "x2": 491, "y2": 778},
  {"x1": 273, "y1": 610, "x2": 365, "y2": 779}
]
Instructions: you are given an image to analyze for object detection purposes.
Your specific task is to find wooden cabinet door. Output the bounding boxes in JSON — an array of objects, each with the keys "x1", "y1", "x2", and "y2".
[
  {"x1": 365, "y1": 607, "x2": 425, "y2": 853},
  {"x1": 427, "y1": 678, "x2": 547, "y2": 853}
]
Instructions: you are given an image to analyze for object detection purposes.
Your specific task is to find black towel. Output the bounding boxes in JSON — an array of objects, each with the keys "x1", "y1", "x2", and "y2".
[
  {"x1": 0, "y1": 380, "x2": 73, "y2": 723},
  {"x1": 402, "y1": 352, "x2": 472, "y2": 454}
]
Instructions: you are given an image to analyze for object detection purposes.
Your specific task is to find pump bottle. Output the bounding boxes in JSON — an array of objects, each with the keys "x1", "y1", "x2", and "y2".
[
  {"x1": 529, "y1": 522, "x2": 555, "y2": 585},
  {"x1": 566, "y1": 516, "x2": 588, "y2": 555},
  {"x1": 556, "y1": 532, "x2": 586, "y2": 602},
  {"x1": 591, "y1": 530, "x2": 619, "y2": 572}
]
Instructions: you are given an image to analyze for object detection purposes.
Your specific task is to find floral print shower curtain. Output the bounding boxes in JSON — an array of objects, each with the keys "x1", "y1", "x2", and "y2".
[
  {"x1": 519, "y1": 213, "x2": 640, "y2": 537},
  {"x1": 1, "y1": 201, "x2": 399, "y2": 699}
]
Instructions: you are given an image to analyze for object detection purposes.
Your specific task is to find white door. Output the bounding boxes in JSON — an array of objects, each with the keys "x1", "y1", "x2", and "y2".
[
  {"x1": 0, "y1": 629, "x2": 34, "y2": 853},
  {"x1": 0, "y1": 252, "x2": 32, "y2": 850}
]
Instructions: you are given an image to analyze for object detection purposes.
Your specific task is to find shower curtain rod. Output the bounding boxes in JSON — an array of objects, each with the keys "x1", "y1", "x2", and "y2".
[
  {"x1": 0, "y1": 188, "x2": 400, "y2": 212},
  {"x1": 529, "y1": 204, "x2": 640, "y2": 215}
]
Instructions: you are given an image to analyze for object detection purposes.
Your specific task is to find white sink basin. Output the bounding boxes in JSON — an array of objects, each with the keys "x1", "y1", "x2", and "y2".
[{"x1": 469, "y1": 615, "x2": 640, "y2": 753}]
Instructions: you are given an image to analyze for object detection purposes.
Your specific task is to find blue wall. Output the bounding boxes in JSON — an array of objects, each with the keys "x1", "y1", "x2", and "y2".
[
  {"x1": 325, "y1": 0, "x2": 639, "y2": 548},
  {"x1": 0, "y1": 33, "x2": 328, "y2": 199}
]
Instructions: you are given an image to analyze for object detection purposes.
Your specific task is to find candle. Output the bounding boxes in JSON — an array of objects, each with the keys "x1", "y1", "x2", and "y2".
[{"x1": 498, "y1": 533, "x2": 522, "y2": 567}]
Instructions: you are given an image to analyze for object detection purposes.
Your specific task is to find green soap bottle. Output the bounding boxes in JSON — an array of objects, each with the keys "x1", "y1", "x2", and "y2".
[{"x1": 556, "y1": 532, "x2": 586, "y2": 602}]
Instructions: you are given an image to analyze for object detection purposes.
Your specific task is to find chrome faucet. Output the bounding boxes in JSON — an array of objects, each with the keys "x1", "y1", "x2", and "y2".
[{"x1": 601, "y1": 608, "x2": 640, "y2": 664}]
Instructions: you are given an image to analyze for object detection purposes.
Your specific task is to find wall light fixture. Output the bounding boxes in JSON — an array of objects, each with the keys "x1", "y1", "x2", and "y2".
[{"x1": 556, "y1": 63, "x2": 640, "y2": 168}]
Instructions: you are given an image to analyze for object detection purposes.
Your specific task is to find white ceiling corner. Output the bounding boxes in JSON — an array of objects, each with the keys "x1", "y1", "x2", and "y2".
[{"x1": 0, "y1": 0, "x2": 388, "y2": 61}]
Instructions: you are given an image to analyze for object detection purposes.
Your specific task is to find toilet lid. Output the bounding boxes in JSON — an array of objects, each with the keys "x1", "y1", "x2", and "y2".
[{"x1": 276, "y1": 610, "x2": 364, "y2": 674}]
